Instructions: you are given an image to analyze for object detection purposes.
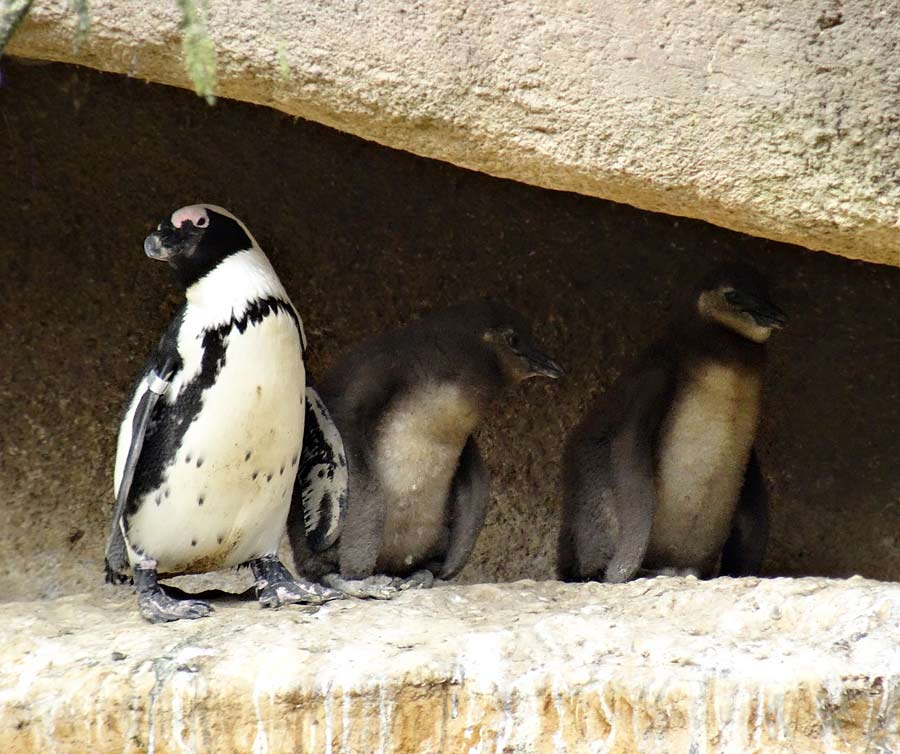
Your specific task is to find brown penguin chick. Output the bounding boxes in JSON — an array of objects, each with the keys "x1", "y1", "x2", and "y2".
[
  {"x1": 288, "y1": 300, "x2": 564, "y2": 598},
  {"x1": 558, "y1": 264, "x2": 786, "y2": 583}
]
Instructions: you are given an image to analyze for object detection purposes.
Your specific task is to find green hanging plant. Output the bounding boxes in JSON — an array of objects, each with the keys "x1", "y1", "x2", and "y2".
[
  {"x1": 0, "y1": 0, "x2": 218, "y2": 105},
  {"x1": 0, "y1": 0, "x2": 35, "y2": 53},
  {"x1": 71, "y1": 0, "x2": 89, "y2": 50},
  {"x1": 175, "y1": 0, "x2": 217, "y2": 104}
]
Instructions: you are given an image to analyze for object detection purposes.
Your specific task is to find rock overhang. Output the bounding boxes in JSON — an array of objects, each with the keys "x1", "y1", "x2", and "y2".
[{"x1": 6, "y1": 0, "x2": 900, "y2": 268}]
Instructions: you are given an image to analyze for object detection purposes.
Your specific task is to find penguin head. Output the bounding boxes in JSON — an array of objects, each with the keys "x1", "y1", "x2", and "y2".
[
  {"x1": 696, "y1": 264, "x2": 787, "y2": 343},
  {"x1": 472, "y1": 302, "x2": 565, "y2": 383},
  {"x1": 143, "y1": 205, "x2": 255, "y2": 289}
]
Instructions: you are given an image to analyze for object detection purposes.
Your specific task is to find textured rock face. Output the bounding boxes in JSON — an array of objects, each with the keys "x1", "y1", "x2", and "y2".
[
  {"x1": 7, "y1": 1, "x2": 900, "y2": 267},
  {"x1": 1, "y1": 62, "x2": 900, "y2": 600},
  {"x1": 2, "y1": 579, "x2": 899, "y2": 754}
]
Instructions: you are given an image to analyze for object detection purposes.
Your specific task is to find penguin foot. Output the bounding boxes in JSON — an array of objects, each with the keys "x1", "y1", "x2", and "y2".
[
  {"x1": 250, "y1": 555, "x2": 343, "y2": 608},
  {"x1": 639, "y1": 567, "x2": 701, "y2": 579},
  {"x1": 139, "y1": 592, "x2": 215, "y2": 623},
  {"x1": 134, "y1": 564, "x2": 214, "y2": 624},
  {"x1": 393, "y1": 569, "x2": 435, "y2": 591},
  {"x1": 322, "y1": 573, "x2": 401, "y2": 600}
]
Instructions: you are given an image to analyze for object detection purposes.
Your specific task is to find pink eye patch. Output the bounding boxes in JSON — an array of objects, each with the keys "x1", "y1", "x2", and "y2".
[{"x1": 171, "y1": 205, "x2": 210, "y2": 229}]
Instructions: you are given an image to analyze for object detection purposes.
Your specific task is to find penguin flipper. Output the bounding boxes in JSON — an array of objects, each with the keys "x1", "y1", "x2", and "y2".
[
  {"x1": 603, "y1": 363, "x2": 673, "y2": 583},
  {"x1": 720, "y1": 449, "x2": 769, "y2": 577},
  {"x1": 104, "y1": 358, "x2": 176, "y2": 582},
  {"x1": 439, "y1": 437, "x2": 489, "y2": 580},
  {"x1": 294, "y1": 386, "x2": 347, "y2": 553}
]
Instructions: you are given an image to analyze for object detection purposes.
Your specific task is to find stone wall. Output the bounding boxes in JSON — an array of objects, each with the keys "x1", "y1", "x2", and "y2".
[
  {"x1": 0, "y1": 63, "x2": 898, "y2": 600},
  {"x1": 8, "y1": 1, "x2": 900, "y2": 266}
]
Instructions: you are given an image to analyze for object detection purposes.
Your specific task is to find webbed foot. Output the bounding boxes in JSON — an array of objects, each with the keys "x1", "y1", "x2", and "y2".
[
  {"x1": 322, "y1": 570, "x2": 436, "y2": 599},
  {"x1": 322, "y1": 573, "x2": 401, "y2": 600},
  {"x1": 394, "y1": 569, "x2": 435, "y2": 591},
  {"x1": 134, "y1": 563, "x2": 214, "y2": 624},
  {"x1": 638, "y1": 567, "x2": 701, "y2": 579},
  {"x1": 250, "y1": 555, "x2": 343, "y2": 608}
]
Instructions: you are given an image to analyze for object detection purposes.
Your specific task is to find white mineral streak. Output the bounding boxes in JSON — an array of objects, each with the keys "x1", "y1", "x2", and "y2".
[
  {"x1": 0, "y1": 578, "x2": 898, "y2": 753},
  {"x1": 8, "y1": 1, "x2": 900, "y2": 267}
]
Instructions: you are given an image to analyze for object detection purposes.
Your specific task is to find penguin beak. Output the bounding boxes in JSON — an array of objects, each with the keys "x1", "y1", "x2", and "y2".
[
  {"x1": 750, "y1": 303, "x2": 787, "y2": 329},
  {"x1": 144, "y1": 231, "x2": 175, "y2": 261},
  {"x1": 525, "y1": 351, "x2": 565, "y2": 380},
  {"x1": 726, "y1": 290, "x2": 787, "y2": 329}
]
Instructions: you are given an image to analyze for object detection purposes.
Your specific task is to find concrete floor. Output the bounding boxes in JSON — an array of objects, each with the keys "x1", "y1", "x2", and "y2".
[{"x1": 0, "y1": 61, "x2": 898, "y2": 601}]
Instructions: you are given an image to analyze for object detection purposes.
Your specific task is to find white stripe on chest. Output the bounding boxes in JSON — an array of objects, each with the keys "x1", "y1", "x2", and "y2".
[
  {"x1": 375, "y1": 383, "x2": 479, "y2": 572},
  {"x1": 125, "y1": 308, "x2": 306, "y2": 574},
  {"x1": 170, "y1": 247, "x2": 303, "y2": 393},
  {"x1": 647, "y1": 361, "x2": 761, "y2": 569}
]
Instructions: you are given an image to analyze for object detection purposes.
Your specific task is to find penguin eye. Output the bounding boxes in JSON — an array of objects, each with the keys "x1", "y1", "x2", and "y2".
[
  {"x1": 196, "y1": 216, "x2": 208, "y2": 228},
  {"x1": 724, "y1": 290, "x2": 744, "y2": 308},
  {"x1": 506, "y1": 331, "x2": 520, "y2": 349}
]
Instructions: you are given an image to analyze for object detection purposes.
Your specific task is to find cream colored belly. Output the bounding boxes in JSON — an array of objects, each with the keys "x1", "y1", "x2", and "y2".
[
  {"x1": 125, "y1": 314, "x2": 305, "y2": 574},
  {"x1": 646, "y1": 363, "x2": 760, "y2": 570},
  {"x1": 378, "y1": 480, "x2": 453, "y2": 574},
  {"x1": 374, "y1": 383, "x2": 477, "y2": 573}
]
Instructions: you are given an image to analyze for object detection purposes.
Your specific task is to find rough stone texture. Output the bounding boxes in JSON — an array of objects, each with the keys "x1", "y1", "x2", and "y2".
[
  {"x1": 2, "y1": 579, "x2": 899, "y2": 754},
  {"x1": 1, "y1": 62, "x2": 899, "y2": 601},
  {"x1": 6, "y1": 1, "x2": 900, "y2": 267}
]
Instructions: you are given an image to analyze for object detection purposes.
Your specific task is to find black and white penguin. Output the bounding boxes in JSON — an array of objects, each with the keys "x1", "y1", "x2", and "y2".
[
  {"x1": 288, "y1": 301, "x2": 564, "y2": 598},
  {"x1": 105, "y1": 204, "x2": 345, "y2": 622},
  {"x1": 558, "y1": 264, "x2": 786, "y2": 583}
]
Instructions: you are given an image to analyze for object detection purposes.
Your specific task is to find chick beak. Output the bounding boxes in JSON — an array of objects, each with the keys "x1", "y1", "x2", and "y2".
[
  {"x1": 748, "y1": 300, "x2": 788, "y2": 329},
  {"x1": 526, "y1": 352, "x2": 565, "y2": 380},
  {"x1": 727, "y1": 290, "x2": 787, "y2": 329}
]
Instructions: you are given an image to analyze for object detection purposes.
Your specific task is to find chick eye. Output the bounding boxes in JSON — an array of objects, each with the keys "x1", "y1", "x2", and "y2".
[{"x1": 506, "y1": 331, "x2": 520, "y2": 349}]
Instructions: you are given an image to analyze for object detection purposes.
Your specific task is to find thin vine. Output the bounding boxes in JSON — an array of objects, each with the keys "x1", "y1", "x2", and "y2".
[
  {"x1": 0, "y1": 0, "x2": 218, "y2": 104},
  {"x1": 175, "y1": 0, "x2": 217, "y2": 104},
  {"x1": 0, "y1": 0, "x2": 35, "y2": 53}
]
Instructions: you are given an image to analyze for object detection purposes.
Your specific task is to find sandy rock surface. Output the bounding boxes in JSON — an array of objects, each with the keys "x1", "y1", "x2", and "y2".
[{"x1": 2, "y1": 578, "x2": 899, "y2": 753}]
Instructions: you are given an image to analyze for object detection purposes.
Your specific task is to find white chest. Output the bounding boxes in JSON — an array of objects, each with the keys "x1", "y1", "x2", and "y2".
[
  {"x1": 647, "y1": 362, "x2": 761, "y2": 569},
  {"x1": 375, "y1": 383, "x2": 478, "y2": 572},
  {"x1": 125, "y1": 310, "x2": 306, "y2": 574}
]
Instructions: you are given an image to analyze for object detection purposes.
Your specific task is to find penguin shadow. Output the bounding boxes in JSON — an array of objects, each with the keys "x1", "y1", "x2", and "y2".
[
  {"x1": 160, "y1": 584, "x2": 319, "y2": 614},
  {"x1": 162, "y1": 584, "x2": 251, "y2": 603}
]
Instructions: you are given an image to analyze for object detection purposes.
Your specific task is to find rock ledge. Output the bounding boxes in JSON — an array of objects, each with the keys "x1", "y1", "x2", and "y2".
[{"x1": 2, "y1": 577, "x2": 899, "y2": 753}]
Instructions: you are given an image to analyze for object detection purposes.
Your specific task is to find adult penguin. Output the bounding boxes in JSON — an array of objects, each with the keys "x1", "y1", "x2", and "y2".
[{"x1": 105, "y1": 204, "x2": 345, "y2": 622}]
